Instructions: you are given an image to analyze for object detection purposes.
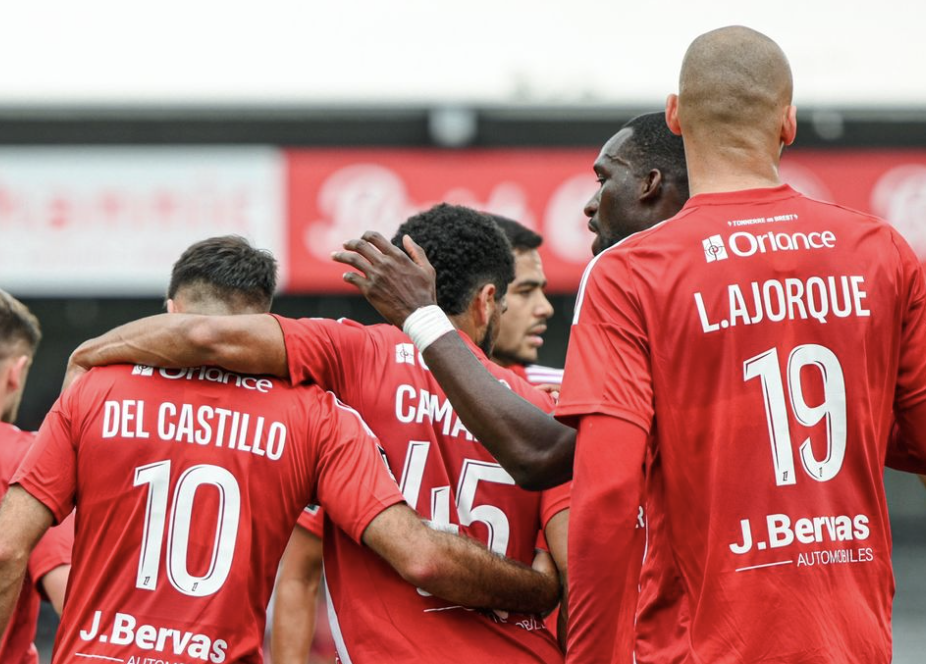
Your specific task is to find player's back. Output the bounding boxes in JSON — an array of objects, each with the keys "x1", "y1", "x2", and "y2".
[
  {"x1": 587, "y1": 185, "x2": 925, "y2": 663},
  {"x1": 22, "y1": 364, "x2": 340, "y2": 664},
  {"x1": 275, "y1": 316, "x2": 566, "y2": 663}
]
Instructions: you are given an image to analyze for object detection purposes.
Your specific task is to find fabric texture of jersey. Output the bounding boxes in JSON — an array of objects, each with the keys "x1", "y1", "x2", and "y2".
[
  {"x1": 557, "y1": 185, "x2": 926, "y2": 663},
  {"x1": 0, "y1": 422, "x2": 74, "y2": 664},
  {"x1": 274, "y1": 316, "x2": 568, "y2": 664},
  {"x1": 13, "y1": 365, "x2": 404, "y2": 664},
  {"x1": 297, "y1": 505, "x2": 324, "y2": 539}
]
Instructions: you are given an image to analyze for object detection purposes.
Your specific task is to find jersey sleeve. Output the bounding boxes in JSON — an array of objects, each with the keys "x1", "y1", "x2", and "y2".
[
  {"x1": 311, "y1": 390, "x2": 405, "y2": 544},
  {"x1": 893, "y1": 233, "x2": 926, "y2": 413},
  {"x1": 539, "y1": 481, "x2": 571, "y2": 527},
  {"x1": 272, "y1": 316, "x2": 372, "y2": 395},
  {"x1": 296, "y1": 505, "x2": 325, "y2": 539},
  {"x1": 28, "y1": 510, "x2": 74, "y2": 591},
  {"x1": 556, "y1": 251, "x2": 654, "y2": 433},
  {"x1": 12, "y1": 384, "x2": 81, "y2": 524}
]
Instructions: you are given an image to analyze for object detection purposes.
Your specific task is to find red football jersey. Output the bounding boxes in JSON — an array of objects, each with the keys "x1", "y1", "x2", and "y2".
[
  {"x1": 557, "y1": 185, "x2": 926, "y2": 663},
  {"x1": 13, "y1": 365, "x2": 403, "y2": 664},
  {"x1": 274, "y1": 317, "x2": 568, "y2": 664},
  {"x1": 296, "y1": 505, "x2": 324, "y2": 539},
  {"x1": 0, "y1": 422, "x2": 74, "y2": 664}
]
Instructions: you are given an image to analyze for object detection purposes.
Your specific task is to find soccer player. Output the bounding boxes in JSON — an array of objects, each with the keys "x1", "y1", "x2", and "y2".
[
  {"x1": 555, "y1": 25, "x2": 926, "y2": 663},
  {"x1": 0, "y1": 236, "x2": 560, "y2": 664},
  {"x1": 324, "y1": 112, "x2": 691, "y2": 663},
  {"x1": 272, "y1": 214, "x2": 565, "y2": 663},
  {"x1": 488, "y1": 215, "x2": 561, "y2": 387},
  {"x1": 64, "y1": 208, "x2": 570, "y2": 664},
  {"x1": 0, "y1": 290, "x2": 73, "y2": 664}
]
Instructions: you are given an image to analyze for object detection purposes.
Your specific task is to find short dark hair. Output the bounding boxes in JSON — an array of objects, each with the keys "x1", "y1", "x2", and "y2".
[
  {"x1": 0, "y1": 290, "x2": 41, "y2": 358},
  {"x1": 621, "y1": 112, "x2": 690, "y2": 199},
  {"x1": 168, "y1": 235, "x2": 277, "y2": 312},
  {"x1": 392, "y1": 204, "x2": 515, "y2": 316},
  {"x1": 487, "y1": 215, "x2": 543, "y2": 252}
]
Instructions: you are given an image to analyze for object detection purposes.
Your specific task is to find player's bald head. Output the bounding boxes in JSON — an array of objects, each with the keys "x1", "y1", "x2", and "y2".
[{"x1": 678, "y1": 26, "x2": 792, "y2": 141}]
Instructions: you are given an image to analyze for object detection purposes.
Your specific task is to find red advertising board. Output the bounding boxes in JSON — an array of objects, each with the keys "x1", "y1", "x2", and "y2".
[
  {"x1": 286, "y1": 148, "x2": 599, "y2": 293},
  {"x1": 285, "y1": 147, "x2": 926, "y2": 293}
]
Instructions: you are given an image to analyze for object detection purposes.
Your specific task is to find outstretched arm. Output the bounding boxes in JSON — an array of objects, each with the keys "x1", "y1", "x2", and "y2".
[
  {"x1": 334, "y1": 231, "x2": 576, "y2": 490},
  {"x1": 362, "y1": 503, "x2": 560, "y2": 614},
  {"x1": 66, "y1": 313, "x2": 288, "y2": 388}
]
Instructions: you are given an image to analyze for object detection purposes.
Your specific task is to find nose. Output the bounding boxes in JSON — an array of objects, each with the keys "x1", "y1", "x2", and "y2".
[
  {"x1": 584, "y1": 193, "x2": 598, "y2": 219},
  {"x1": 536, "y1": 292, "x2": 554, "y2": 319}
]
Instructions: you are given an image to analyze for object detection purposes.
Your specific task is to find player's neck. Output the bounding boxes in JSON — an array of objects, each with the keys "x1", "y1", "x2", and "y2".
[
  {"x1": 447, "y1": 313, "x2": 474, "y2": 344},
  {"x1": 684, "y1": 138, "x2": 784, "y2": 197}
]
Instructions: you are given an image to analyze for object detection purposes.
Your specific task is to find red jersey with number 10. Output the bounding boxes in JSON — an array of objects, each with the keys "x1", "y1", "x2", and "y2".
[
  {"x1": 13, "y1": 364, "x2": 403, "y2": 664},
  {"x1": 274, "y1": 317, "x2": 568, "y2": 664},
  {"x1": 557, "y1": 185, "x2": 926, "y2": 663}
]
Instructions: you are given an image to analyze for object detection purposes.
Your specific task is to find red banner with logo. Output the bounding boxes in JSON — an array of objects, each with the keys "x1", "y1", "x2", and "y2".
[{"x1": 283, "y1": 148, "x2": 926, "y2": 293}]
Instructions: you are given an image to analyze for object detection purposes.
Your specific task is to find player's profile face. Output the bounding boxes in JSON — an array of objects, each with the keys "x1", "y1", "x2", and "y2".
[
  {"x1": 585, "y1": 128, "x2": 644, "y2": 256},
  {"x1": 493, "y1": 249, "x2": 553, "y2": 366}
]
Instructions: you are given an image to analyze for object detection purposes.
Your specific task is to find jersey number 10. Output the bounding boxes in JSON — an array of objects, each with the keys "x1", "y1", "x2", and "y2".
[
  {"x1": 744, "y1": 344, "x2": 847, "y2": 486},
  {"x1": 133, "y1": 460, "x2": 240, "y2": 597}
]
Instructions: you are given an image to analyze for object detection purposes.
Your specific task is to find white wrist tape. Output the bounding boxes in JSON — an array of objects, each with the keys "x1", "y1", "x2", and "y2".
[{"x1": 403, "y1": 305, "x2": 455, "y2": 353}]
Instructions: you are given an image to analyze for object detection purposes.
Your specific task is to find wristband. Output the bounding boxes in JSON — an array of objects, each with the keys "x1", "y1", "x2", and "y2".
[{"x1": 403, "y1": 305, "x2": 455, "y2": 352}]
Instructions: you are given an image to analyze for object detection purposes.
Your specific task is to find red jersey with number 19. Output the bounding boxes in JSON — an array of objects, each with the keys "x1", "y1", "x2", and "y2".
[
  {"x1": 274, "y1": 317, "x2": 568, "y2": 664},
  {"x1": 12, "y1": 364, "x2": 404, "y2": 664},
  {"x1": 557, "y1": 185, "x2": 926, "y2": 663}
]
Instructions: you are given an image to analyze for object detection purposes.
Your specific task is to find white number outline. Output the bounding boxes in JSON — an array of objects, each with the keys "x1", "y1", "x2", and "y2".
[
  {"x1": 743, "y1": 344, "x2": 847, "y2": 486},
  {"x1": 134, "y1": 460, "x2": 241, "y2": 597}
]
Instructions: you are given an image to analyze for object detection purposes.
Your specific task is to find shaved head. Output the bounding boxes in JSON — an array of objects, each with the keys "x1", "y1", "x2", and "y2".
[{"x1": 678, "y1": 26, "x2": 792, "y2": 144}]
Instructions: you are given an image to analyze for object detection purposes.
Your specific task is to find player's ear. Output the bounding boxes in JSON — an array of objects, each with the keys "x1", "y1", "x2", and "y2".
[
  {"x1": 640, "y1": 169, "x2": 664, "y2": 202},
  {"x1": 5, "y1": 355, "x2": 30, "y2": 394},
  {"x1": 666, "y1": 95, "x2": 682, "y2": 136},
  {"x1": 166, "y1": 299, "x2": 177, "y2": 314},
  {"x1": 475, "y1": 283, "x2": 497, "y2": 327},
  {"x1": 780, "y1": 104, "x2": 797, "y2": 147}
]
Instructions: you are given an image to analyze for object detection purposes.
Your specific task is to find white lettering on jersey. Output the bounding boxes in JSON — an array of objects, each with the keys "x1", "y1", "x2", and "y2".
[
  {"x1": 694, "y1": 274, "x2": 870, "y2": 333},
  {"x1": 702, "y1": 226, "x2": 833, "y2": 263},
  {"x1": 394, "y1": 384, "x2": 474, "y2": 441},
  {"x1": 79, "y1": 610, "x2": 229, "y2": 662},
  {"x1": 159, "y1": 366, "x2": 273, "y2": 393},
  {"x1": 728, "y1": 511, "x2": 873, "y2": 573},
  {"x1": 99, "y1": 400, "x2": 286, "y2": 461}
]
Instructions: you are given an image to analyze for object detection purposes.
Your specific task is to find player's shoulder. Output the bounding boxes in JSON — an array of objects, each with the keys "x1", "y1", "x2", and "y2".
[{"x1": 0, "y1": 421, "x2": 34, "y2": 462}]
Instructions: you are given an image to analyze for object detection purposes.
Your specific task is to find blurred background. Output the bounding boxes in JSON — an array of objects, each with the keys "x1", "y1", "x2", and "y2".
[{"x1": 3, "y1": 1, "x2": 925, "y2": 661}]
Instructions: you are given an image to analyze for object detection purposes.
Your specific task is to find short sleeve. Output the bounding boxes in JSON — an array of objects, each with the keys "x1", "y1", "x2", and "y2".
[
  {"x1": 272, "y1": 316, "x2": 371, "y2": 395},
  {"x1": 894, "y1": 236, "x2": 926, "y2": 413},
  {"x1": 311, "y1": 390, "x2": 405, "y2": 544},
  {"x1": 296, "y1": 505, "x2": 325, "y2": 539},
  {"x1": 13, "y1": 387, "x2": 80, "y2": 524},
  {"x1": 539, "y1": 481, "x2": 571, "y2": 527},
  {"x1": 555, "y1": 250, "x2": 655, "y2": 433},
  {"x1": 28, "y1": 510, "x2": 75, "y2": 587}
]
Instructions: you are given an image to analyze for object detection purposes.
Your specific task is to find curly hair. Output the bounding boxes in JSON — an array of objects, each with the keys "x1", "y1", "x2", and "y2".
[
  {"x1": 621, "y1": 112, "x2": 690, "y2": 199},
  {"x1": 487, "y1": 214, "x2": 543, "y2": 252},
  {"x1": 392, "y1": 204, "x2": 515, "y2": 315},
  {"x1": 168, "y1": 235, "x2": 277, "y2": 313}
]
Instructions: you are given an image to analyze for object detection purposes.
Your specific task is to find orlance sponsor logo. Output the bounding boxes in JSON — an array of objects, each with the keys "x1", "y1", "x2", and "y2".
[{"x1": 703, "y1": 235, "x2": 729, "y2": 262}]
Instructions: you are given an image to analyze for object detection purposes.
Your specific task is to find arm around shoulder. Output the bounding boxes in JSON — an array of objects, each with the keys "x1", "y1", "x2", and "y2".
[{"x1": 362, "y1": 503, "x2": 560, "y2": 614}]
